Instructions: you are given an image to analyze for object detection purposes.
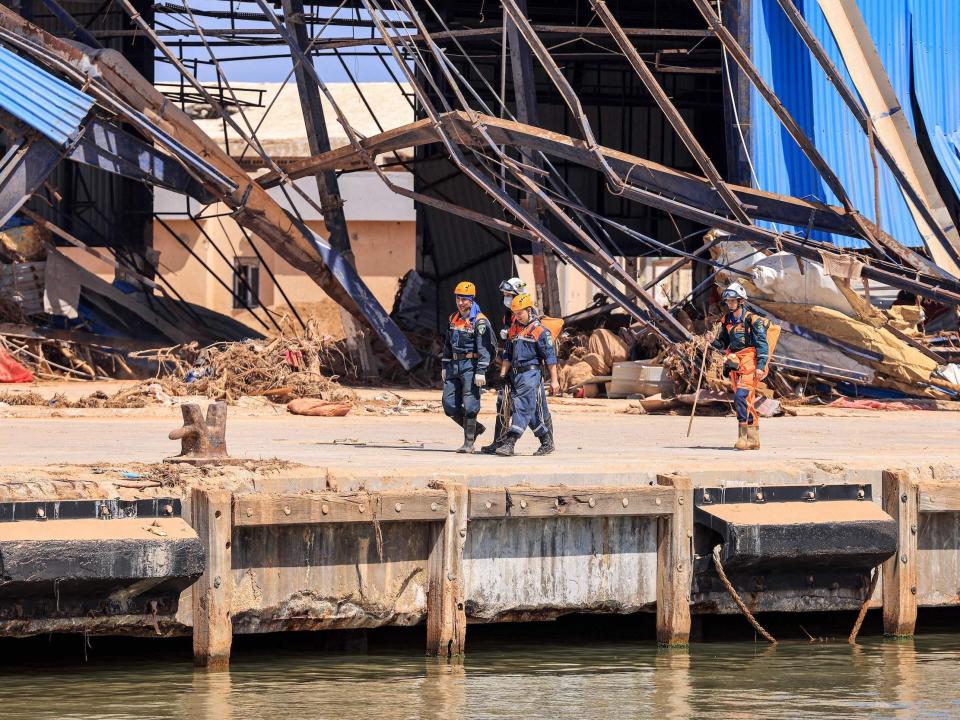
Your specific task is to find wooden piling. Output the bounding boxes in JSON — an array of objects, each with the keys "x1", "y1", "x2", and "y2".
[
  {"x1": 656, "y1": 474, "x2": 693, "y2": 646},
  {"x1": 426, "y1": 482, "x2": 468, "y2": 658},
  {"x1": 882, "y1": 469, "x2": 919, "y2": 637},
  {"x1": 191, "y1": 487, "x2": 234, "y2": 669}
]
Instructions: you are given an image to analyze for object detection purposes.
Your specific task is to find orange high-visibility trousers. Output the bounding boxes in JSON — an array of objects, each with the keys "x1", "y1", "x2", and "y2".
[{"x1": 727, "y1": 346, "x2": 760, "y2": 427}]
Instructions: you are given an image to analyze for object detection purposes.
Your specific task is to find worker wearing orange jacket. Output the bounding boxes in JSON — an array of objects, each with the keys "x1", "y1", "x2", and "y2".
[
  {"x1": 710, "y1": 282, "x2": 769, "y2": 450},
  {"x1": 496, "y1": 293, "x2": 559, "y2": 456},
  {"x1": 441, "y1": 281, "x2": 495, "y2": 453}
]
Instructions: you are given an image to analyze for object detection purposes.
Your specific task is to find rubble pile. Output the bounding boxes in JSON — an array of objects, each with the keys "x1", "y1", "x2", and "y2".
[{"x1": 155, "y1": 320, "x2": 358, "y2": 405}]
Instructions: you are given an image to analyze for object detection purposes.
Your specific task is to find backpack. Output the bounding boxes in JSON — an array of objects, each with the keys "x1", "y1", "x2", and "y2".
[
  {"x1": 743, "y1": 312, "x2": 781, "y2": 362},
  {"x1": 539, "y1": 316, "x2": 565, "y2": 349}
]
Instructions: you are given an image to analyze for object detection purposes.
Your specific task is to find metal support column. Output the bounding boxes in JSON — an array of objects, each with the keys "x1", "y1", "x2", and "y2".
[
  {"x1": 280, "y1": 0, "x2": 376, "y2": 375},
  {"x1": 506, "y1": 0, "x2": 562, "y2": 316}
]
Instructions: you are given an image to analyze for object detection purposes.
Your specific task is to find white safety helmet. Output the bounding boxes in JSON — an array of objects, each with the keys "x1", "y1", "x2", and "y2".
[
  {"x1": 721, "y1": 282, "x2": 748, "y2": 302},
  {"x1": 499, "y1": 277, "x2": 527, "y2": 296}
]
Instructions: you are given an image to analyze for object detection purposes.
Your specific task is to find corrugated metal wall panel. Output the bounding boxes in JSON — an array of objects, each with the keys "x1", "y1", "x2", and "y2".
[
  {"x1": 749, "y1": 0, "x2": 923, "y2": 249},
  {"x1": 910, "y1": 0, "x2": 960, "y2": 203},
  {"x1": 0, "y1": 260, "x2": 44, "y2": 315},
  {"x1": 0, "y1": 45, "x2": 92, "y2": 147}
]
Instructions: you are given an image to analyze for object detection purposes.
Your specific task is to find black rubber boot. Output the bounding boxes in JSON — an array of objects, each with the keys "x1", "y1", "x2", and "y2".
[
  {"x1": 452, "y1": 413, "x2": 484, "y2": 435},
  {"x1": 480, "y1": 439, "x2": 501, "y2": 454},
  {"x1": 456, "y1": 418, "x2": 478, "y2": 453},
  {"x1": 495, "y1": 433, "x2": 520, "y2": 457},
  {"x1": 533, "y1": 433, "x2": 555, "y2": 456}
]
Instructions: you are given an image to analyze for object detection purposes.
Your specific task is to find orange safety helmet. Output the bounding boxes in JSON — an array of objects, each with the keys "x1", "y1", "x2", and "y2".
[
  {"x1": 510, "y1": 293, "x2": 534, "y2": 313},
  {"x1": 454, "y1": 281, "x2": 476, "y2": 297}
]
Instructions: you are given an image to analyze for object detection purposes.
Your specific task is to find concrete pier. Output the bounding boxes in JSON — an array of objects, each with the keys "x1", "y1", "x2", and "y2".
[{"x1": 0, "y1": 398, "x2": 957, "y2": 662}]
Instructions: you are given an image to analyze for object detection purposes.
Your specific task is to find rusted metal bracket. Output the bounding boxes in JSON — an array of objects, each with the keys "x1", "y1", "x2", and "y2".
[{"x1": 167, "y1": 402, "x2": 228, "y2": 464}]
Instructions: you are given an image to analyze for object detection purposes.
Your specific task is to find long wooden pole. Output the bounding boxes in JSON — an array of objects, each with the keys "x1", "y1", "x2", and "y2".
[{"x1": 686, "y1": 336, "x2": 711, "y2": 438}]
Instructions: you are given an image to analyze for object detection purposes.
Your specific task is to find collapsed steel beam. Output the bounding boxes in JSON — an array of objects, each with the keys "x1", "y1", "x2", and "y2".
[
  {"x1": 304, "y1": 106, "x2": 960, "y2": 307},
  {"x1": 690, "y1": 0, "x2": 947, "y2": 278},
  {"x1": 260, "y1": 114, "x2": 866, "y2": 238},
  {"x1": 590, "y1": 0, "x2": 752, "y2": 226},
  {"x1": 374, "y1": 0, "x2": 692, "y2": 346},
  {"x1": 69, "y1": 119, "x2": 215, "y2": 203},
  {"x1": 0, "y1": 6, "x2": 421, "y2": 370},
  {"x1": 0, "y1": 135, "x2": 64, "y2": 227},
  {"x1": 276, "y1": 0, "x2": 376, "y2": 374}
]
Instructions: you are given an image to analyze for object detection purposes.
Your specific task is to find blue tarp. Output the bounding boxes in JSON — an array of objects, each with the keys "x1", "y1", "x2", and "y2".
[{"x1": 748, "y1": 0, "x2": 927, "y2": 249}]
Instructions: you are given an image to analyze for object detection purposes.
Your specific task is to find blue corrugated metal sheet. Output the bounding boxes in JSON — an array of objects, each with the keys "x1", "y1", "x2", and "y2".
[
  {"x1": 910, "y1": 0, "x2": 960, "y2": 204},
  {"x1": 749, "y1": 0, "x2": 924, "y2": 248},
  {"x1": 0, "y1": 44, "x2": 92, "y2": 147}
]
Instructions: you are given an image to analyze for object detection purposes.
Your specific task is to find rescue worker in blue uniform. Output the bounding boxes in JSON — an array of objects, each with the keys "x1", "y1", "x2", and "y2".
[
  {"x1": 710, "y1": 282, "x2": 769, "y2": 451},
  {"x1": 480, "y1": 277, "x2": 527, "y2": 455},
  {"x1": 442, "y1": 281, "x2": 495, "y2": 453},
  {"x1": 496, "y1": 293, "x2": 559, "y2": 456}
]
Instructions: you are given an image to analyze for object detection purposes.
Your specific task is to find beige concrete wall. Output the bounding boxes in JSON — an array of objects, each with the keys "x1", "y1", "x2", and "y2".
[{"x1": 63, "y1": 213, "x2": 416, "y2": 333}]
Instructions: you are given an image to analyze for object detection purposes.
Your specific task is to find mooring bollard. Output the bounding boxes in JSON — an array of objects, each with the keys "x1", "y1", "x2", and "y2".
[{"x1": 168, "y1": 402, "x2": 229, "y2": 464}]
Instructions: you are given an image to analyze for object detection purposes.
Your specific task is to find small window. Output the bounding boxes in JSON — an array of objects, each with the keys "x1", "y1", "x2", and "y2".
[{"x1": 233, "y1": 257, "x2": 260, "y2": 309}]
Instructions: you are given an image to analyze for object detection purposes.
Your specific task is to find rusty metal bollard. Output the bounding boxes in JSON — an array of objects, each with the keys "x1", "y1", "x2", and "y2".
[{"x1": 166, "y1": 402, "x2": 228, "y2": 464}]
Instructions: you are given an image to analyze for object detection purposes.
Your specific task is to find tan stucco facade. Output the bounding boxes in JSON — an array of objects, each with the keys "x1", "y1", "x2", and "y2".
[{"x1": 61, "y1": 213, "x2": 416, "y2": 335}]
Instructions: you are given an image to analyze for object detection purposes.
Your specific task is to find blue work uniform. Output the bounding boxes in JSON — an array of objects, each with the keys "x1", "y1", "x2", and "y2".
[
  {"x1": 712, "y1": 308, "x2": 769, "y2": 425},
  {"x1": 442, "y1": 303, "x2": 494, "y2": 422},
  {"x1": 504, "y1": 319, "x2": 556, "y2": 438}
]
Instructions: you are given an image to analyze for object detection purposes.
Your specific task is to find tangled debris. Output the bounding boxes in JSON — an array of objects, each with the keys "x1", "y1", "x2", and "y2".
[{"x1": 132, "y1": 318, "x2": 359, "y2": 405}]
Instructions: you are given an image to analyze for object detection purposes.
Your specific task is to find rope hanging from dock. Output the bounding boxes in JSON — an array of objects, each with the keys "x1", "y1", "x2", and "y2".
[
  {"x1": 712, "y1": 544, "x2": 777, "y2": 644},
  {"x1": 848, "y1": 565, "x2": 881, "y2": 644}
]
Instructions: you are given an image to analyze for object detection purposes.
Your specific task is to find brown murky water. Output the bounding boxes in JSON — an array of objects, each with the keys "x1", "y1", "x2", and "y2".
[{"x1": 0, "y1": 634, "x2": 956, "y2": 719}]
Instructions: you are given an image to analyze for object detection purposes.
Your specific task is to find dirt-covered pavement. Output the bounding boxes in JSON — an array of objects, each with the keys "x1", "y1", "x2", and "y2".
[{"x1": 1, "y1": 380, "x2": 957, "y2": 479}]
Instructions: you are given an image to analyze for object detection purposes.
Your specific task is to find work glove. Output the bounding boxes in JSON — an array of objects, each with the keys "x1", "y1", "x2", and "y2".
[
  {"x1": 500, "y1": 328, "x2": 509, "y2": 340},
  {"x1": 474, "y1": 374, "x2": 487, "y2": 388}
]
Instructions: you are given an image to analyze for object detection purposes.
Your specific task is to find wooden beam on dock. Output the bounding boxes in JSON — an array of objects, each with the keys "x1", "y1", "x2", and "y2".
[
  {"x1": 918, "y1": 482, "x2": 960, "y2": 513},
  {"x1": 882, "y1": 469, "x2": 919, "y2": 637},
  {"x1": 656, "y1": 474, "x2": 693, "y2": 646},
  {"x1": 426, "y1": 482, "x2": 468, "y2": 658},
  {"x1": 192, "y1": 487, "x2": 233, "y2": 669},
  {"x1": 233, "y1": 490, "x2": 448, "y2": 527},
  {"x1": 468, "y1": 485, "x2": 675, "y2": 519}
]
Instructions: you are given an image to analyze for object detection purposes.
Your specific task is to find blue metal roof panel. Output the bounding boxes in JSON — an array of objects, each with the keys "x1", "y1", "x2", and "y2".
[
  {"x1": 909, "y1": 0, "x2": 960, "y2": 205},
  {"x1": 0, "y1": 44, "x2": 93, "y2": 147},
  {"x1": 748, "y1": 0, "x2": 924, "y2": 249}
]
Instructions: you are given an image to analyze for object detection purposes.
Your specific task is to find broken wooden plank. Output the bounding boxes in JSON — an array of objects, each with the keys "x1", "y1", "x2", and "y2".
[
  {"x1": 882, "y1": 469, "x2": 919, "y2": 637},
  {"x1": 656, "y1": 474, "x2": 693, "y2": 646},
  {"x1": 191, "y1": 487, "x2": 233, "y2": 669},
  {"x1": 426, "y1": 481, "x2": 468, "y2": 658}
]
